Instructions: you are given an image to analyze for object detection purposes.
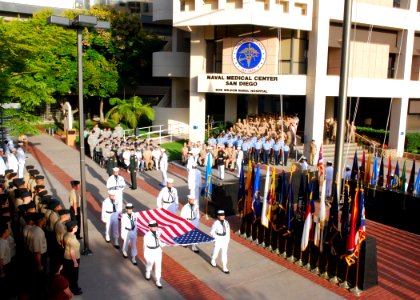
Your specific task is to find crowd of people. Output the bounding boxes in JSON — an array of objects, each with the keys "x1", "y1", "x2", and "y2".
[{"x1": 0, "y1": 137, "x2": 83, "y2": 299}]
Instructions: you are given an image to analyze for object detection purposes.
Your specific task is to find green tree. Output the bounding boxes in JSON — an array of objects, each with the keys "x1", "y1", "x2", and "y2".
[{"x1": 105, "y1": 96, "x2": 155, "y2": 129}]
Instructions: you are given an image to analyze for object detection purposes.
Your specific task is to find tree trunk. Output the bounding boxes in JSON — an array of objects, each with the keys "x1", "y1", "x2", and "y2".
[{"x1": 99, "y1": 97, "x2": 104, "y2": 123}]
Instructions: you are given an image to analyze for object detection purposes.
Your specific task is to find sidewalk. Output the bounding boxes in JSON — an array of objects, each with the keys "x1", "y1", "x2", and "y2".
[{"x1": 27, "y1": 133, "x2": 343, "y2": 300}]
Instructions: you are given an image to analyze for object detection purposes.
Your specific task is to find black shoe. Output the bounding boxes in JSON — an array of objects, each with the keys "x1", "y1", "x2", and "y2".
[
  {"x1": 77, "y1": 236, "x2": 83, "y2": 240},
  {"x1": 73, "y1": 288, "x2": 83, "y2": 295},
  {"x1": 114, "y1": 245, "x2": 120, "y2": 249},
  {"x1": 123, "y1": 254, "x2": 128, "y2": 259}
]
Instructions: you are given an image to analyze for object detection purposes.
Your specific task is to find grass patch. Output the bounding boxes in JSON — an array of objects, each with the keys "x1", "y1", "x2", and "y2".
[{"x1": 161, "y1": 139, "x2": 186, "y2": 161}]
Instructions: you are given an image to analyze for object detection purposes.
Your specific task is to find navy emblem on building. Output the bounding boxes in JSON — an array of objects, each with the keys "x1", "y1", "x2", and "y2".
[{"x1": 232, "y1": 38, "x2": 266, "y2": 73}]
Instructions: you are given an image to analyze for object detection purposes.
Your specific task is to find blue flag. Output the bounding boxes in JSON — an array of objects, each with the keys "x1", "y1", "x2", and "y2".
[
  {"x1": 252, "y1": 164, "x2": 261, "y2": 223},
  {"x1": 378, "y1": 156, "x2": 384, "y2": 187},
  {"x1": 204, "y1": 153, "x2": 213, "y2": 199},
  {"x1": 284, "y1": 180, "x2": 294, "y2": 236},
  {"x1": 371, "y1": 156, "x2": 378, "y2": 186},
  {"x1": 237, "y1": 161, "x2": 245, "y2": 213},
  {"x1": 393, "y1": 160, "x2": 400, "y2": 189},
  {"x1": 414, "y1": 168, "x2": 420, "y2": 195},
  {"x1": 351, "y1": 150, "x2": 359, "y2": 181}
]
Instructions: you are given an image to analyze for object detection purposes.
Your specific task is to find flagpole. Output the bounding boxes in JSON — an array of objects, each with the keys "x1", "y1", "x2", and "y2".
[
  {"x1": 295, "y1": 250, "x2": 304, "y2": 266},
  {"x1": 339, "y1": 265, "x2": 351, "y2": 289},
  {"x1": 350, "y1": 256, "x2": 363, "y2": 295},
  {"x1": 304, "y1": 243, "x2": 312, "y2": 270},
  {"x1": 329, "y1": 261, "x2": 340, "y2": 284},
  {"x1": 287, "y1": 236, "x2": 296, "y2": 262}
]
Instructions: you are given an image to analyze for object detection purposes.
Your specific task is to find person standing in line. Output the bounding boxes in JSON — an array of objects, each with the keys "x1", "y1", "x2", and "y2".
[
  {"x1": 129, "y1": 148, "x2": 138, "y2": 190},
  {"x1": 62, "y1": 220, "x2": 82, "y2": 296},
  {"x1": 210, "y1": 210, "x2": 230, "y2": 274},
  {"x1": 216, "y1": 145, "x2": 226, "y2": 180},
  {"x1": 121, "y1": 203, "x2": 138, "y2": 265},
  {"x1": 236, "y1": 146, "x2": 243, "y2": 178},
  {"x1": 16, "y1": 142, "x2": 26, "y2": 178},
  {"x1": 310, "y1": 140, "x2": 317, "y2": 166},
  {"x1": 193, "y1": 165, "x2": 202, "y2": 207},
  {"x1": 325, "y1": 161, "x2": 334, "y2": 198},
  {"x1": 180, "y1": 194, "x2": 200, "y2": 253},
  {"x1": 68, "y1": 180, "x2": 82, "y2": 240},
  {"x1": 106, "y1": 167, "x2": 126, "y2": 213},
  {"x1": 159, "y1": 148, "x2": 168, "y2": 187},
  {"x1": 143, "y1": 220, "x2": 164, "y2": 289},
  {"x1": 156, "y1": 178, "x2": 178, "y2": 214},
  {"x1": 283, "y1": 143, "x2": 290, "y2": 167},
  {"x1": 101, "y1": 190, "x2": 120, "y2": 248}
]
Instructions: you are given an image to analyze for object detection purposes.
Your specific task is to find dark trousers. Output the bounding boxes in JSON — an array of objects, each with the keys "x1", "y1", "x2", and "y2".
[
  {"x1": 254, "y1": 149, "x2": 260, "y2": 163},
  {"x1": 284, "y1": 151, "x2": 289, "y2": 166},
  {"x1": 263, "y1": 150, "x2": 270, "y2": 164},
  {"x1": 62, "y1": 258, "x2": 80, "y2": 293},
  {"x1": 70, "y1": 207, "x2": 82, "y2": 239},
  {"x1": 130, "y1": 170, "x2": 137, "y2": 189},
  {"x1": 274, "y1": 151, "x2": 280, "y2": 165}
]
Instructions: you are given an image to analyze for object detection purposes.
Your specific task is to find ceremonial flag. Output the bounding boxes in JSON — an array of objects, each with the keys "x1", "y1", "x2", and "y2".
[
  {"x1": 371, "y1": 156, "x2": 378, "y2": 186},
  {"x1": 204, "y1": 153, "x2": 213, "y2": 199},
  {"x1": 318, "y1": 144, "x2": 324, "y2": 178},
  {"x1": 325, "y1": 183, "x2": 339, "y2": 254},
  {"x1": 386, "y1": 155, "x2": 392, "y2": 189},
  {"x1": 297, "y1": 173, "x2": 306, "y2": 218},
  {"x1": 351, "y1": 150, "x2": 358, "y2": 181},
  {"x1": 136, "y1": 208, "x2": 214, "y2": 246},
  {"x1": 314, "y1": 180, "x2": 326, "y2": 252},
  {"x1": 393, "y1": 160, "x2": 400, "y2": 189},
  {"x1": 279, "y1": 170, "x2": 287, "y2": 210},
  {"x1": 356, "y1": 187, "x2": 366, "y2": 250},
  {"x1": 360, "y1": 149, "x2": 366, "y2": 184},
  {"x1": 407, "y1": 160, "x2": 416, "y2": 194},
  {"x1": 237, "y1": 160, "x2": 246, "y2": 214},
  {"x1": 400, "y1": 160, "x2": 406, "y2": 193},
  {"x1": 261, "y1": 166, "x2": 271, "y2": 228},
  {"x1": 245, "y1": 162, "x2": 255, "y2": 216},
  {"x1": 340, "y1": 183, "x2": 350, "y2": 242},
  {"x1": 267, "y1": 167, "x2": 276, "y2": 222},
  {"x1": 345, "y1": 186, "x2": 360, "y2": 266},
  {"x1": 301, "y1": 179, "x2": 315, "y2": 251},
  {"x1": 251, "y1": 164, "x2": 261, "y2": 223},
  {"x1": 364, "y1": 152, "x2": 371, "y2": 185},
  {"x1": 377, "y1": 156, "x2": 384, "y2": 187},
  {"x1": 284, "y1": 180, "x2": 294, "y2": 236},
  {"x1": 414, "y1": 168, "x2": 420, "y2": 195}
]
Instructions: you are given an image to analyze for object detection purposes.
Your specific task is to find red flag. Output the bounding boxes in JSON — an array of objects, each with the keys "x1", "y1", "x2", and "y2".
[
  {"x1": 345, "y1": 186, "x2": 359, "y2": 266},
  {"x1": 318, "y1": 144, "x2": 324, "y2": 179}
]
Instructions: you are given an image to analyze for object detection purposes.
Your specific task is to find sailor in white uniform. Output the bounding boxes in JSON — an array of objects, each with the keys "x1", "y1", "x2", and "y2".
[
  {"x1": 101, "y1": 190, "x2": 120, "y2": 248},
  {"x1": 210, "y1": 210, "x2": 230, "y2": 274},
  {"x1": 16, "y1": 142, "x2": 26, "y2": 178},
  {"x1": 180, "y1": 194, "x2": 200, "y2": 253},
  {"x1": 156, "y1": 178, "x2": 178, "y2": 214},
  {"x1": 106, "y1": 167, "x2": 126, "y2": 213},
  {"x1": 143, "y1": 220, "x2": 164, "y2": 289},
  {"x1": 325, "y1": 161, "x2": 334, "y2": 197},
  {"x1": 159, "y1": 148, "x2": 168, "y2": 186},
  {"x1": 121, "y1": 203, "x2": 138, "y2": 265}
]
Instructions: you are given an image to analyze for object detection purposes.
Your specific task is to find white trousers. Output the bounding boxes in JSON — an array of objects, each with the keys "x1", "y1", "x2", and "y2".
[
  {"x1": 211, "y1": 239, "x2": 229, "y2": 268},
  {"x1": 326, "y1": 179, "x2": 332, "y2": 197},
  {"x1": 218, "y1": 165, "x2": 225, "y2": 180},
  {"x1": 145, "y1": 249, "x2": 162, "y2": 280},
  {"x1": 154, "y1": 158, "x2": 159, "y2": 170},
  {"x1": 105, "y1": 213, "x2": 119, "y2": 241},
  {"x1": 18, "y1": 162, "x2": 25, "y2": 178},
  {"x1": 236, "y1": 159, "x2": 242, "y2": 177},
  {"x1": 194, "y1": 187, "x2": 201, "y2": 207},
  {"x1": 123, "y1": 230, "x2": 137, "y2": 257},
  {"x1": 160, "y1": 169, "x2": 167, "y2": 186},
  {"x1": 114, "y1": 190, "x2": 123, "y2": 213}
]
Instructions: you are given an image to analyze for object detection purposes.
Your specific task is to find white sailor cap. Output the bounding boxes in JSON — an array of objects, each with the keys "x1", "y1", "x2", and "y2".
[
  {"x1": 217, "y1": 210, "x2": 225, "y2": 216},
  {"x1": 167, "y1": 178, "x2": 174, "y2": 184},
  {"x1": 187, "y1": 194, "x2": 195, "y2": 199},
  {"x1": 161, "y1": 148, "x2": 166, "y2": 152},
  {"x1": 346, "y1": 165, "x2": 351, "y2": 170},
  {"x1": 18, "y1": 142, "x2": 24, "y2": 146},
  {"x1": 125, "y1": 203, "x2": 133, "y2": 209},
  {"x1": 112, "y1": 167, "x2": 119, "y2": 172},
  {"x1": 108, "y1": 190, "x2": 116, "y2": 196},
  {"x1": 148, "y1": 220, "x2": 158, "y2": 227}
]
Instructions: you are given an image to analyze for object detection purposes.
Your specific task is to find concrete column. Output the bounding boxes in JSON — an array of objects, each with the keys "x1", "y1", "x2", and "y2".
[
  {"x1": 248, "y1": 95, "x2": 258, "y2": 115},
  {"x1": 189, "y1": 28, "x2": 206, "y2": 143},
  {"x1": 225, "y1": 94, "x2": 237, "y2": 122},
  {"x1": 303, "y1": 0, "x2": 330, "y2": 157},
  {"x1": 389, "y1": 1, "x2": 416, "y2": 156}
]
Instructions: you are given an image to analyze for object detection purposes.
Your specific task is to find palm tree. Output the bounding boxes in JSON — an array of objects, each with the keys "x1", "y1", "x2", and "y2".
[{"x1": 105, "y1": 96, "x2": 155, "y2": 128}]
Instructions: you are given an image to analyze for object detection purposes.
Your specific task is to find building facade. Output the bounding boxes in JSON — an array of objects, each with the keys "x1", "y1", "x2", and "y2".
[{"x1": 152, "y1": 0, "x2": 420, "y2": 157}]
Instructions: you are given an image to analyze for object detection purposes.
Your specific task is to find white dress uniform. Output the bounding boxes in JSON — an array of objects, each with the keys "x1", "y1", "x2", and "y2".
[
  {"x1": 152, "y1": 149, "x2": 161, "y2": 170},
  {"x1": 180, "y1": 202, "x2": 200, "y2": 228},
  {"x1": 101, "y1": 196, "x2": 119, "y2": 244},
  {"x1": 7, "y1": 153, "x2": 18, "y2": 173},
  {"x1": 121, "y1": 211, "x2": 138, "y2": 262},
  {"x1": 106, "y1": 174, "x2": 126, "y2": 213},
  {"x1": 143, "y1": 227, "x2": 164, "y2": 287},
  {"x1": 0, "y1": 154, "x2": 6, "y2": 176},
  {"x1": 159, "y1": 151, "x2": 168, "y2": 186},
  {"x1": 325, "y1": 165, "x2": 334, "y2": 197},
  {"x1": 186, "y1": 155, "x2": 195, "y2": 173},
  {"x1": 156, "y1": 186, "x2": 179, "y2": 214},
  {"x1": 236, "y1": 149, "x2": 243, "y2": 178},
  {"x1": 194, "y1": 169, "x2": 202, "y2": 206},
  {"x1": 210, "y1": 217, "x2": 230, "y2": 272},
  {"x1": 188, "y1": 168, "x2": 196, "y2": 193},
  {"x1": 16, "y1": 147, "x2": 26, "y2": 178},
  {"x1": 122, "y1": 150, "x2": 131, "y2": 169}
]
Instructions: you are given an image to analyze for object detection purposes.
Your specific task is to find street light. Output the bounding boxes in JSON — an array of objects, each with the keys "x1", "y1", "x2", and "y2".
[{"x1": 48, "y1": 15, "x2": 111, "y2": 255}]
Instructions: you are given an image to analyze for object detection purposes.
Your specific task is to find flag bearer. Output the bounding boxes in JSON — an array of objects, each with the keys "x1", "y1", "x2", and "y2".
[
  {"x1": 156, "y1": 178, "x2": 178, "y2": 214},
  {"x1": 210, "y1": 210, "x2": 230, "y2": 274},
  {"x1": 106, "y1": 167, "x2": 126, "y2": 213},
  {"x1": 180, "y1": 194, "x2": 200, "y2": 253},
  {"x1": 121, "y1": 203, "x2": 138, "y2": 265},
  {"x1": 101, "y1": 190, "x2": 120, "y2": 248},
  {"x1": 143, "y1": 220, "x2": 164, "y2": 289}
]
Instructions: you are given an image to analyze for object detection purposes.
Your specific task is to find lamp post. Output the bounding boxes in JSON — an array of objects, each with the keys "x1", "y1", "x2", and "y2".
[{"x1": 48, "y1": 15, "x2": 110, "y2": 255}]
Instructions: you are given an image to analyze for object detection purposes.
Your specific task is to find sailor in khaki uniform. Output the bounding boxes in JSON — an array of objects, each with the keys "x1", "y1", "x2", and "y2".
[
  {"x1": 69, "y1": 180, "x2": 82, "y2": 239},
  {"x1": 180, "y1": 194, "x2": 200, "y2": 253},
  {"x1": 63, "y1": 220, "x2": 82, "y2": 295},
  {"x1": 121, "y1": 203, "x2": 138, "y2": 265},
  {"x1": 156, "y1": 178, "x2": 178, "y2": 214},
  {"x1": 101, "y1": 190, "x2": 120, "y2": 248},
  {"x1": 143, "y1": 220, "x2": 164, "y2": 289},
  {"x1": 210, "y1": 210, "x2": 230, "y2": 274}
]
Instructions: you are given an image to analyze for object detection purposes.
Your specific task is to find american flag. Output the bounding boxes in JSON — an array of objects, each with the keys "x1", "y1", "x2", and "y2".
[{"x1": 136, "y1": 208, "x2": 214, "y2": 246}]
